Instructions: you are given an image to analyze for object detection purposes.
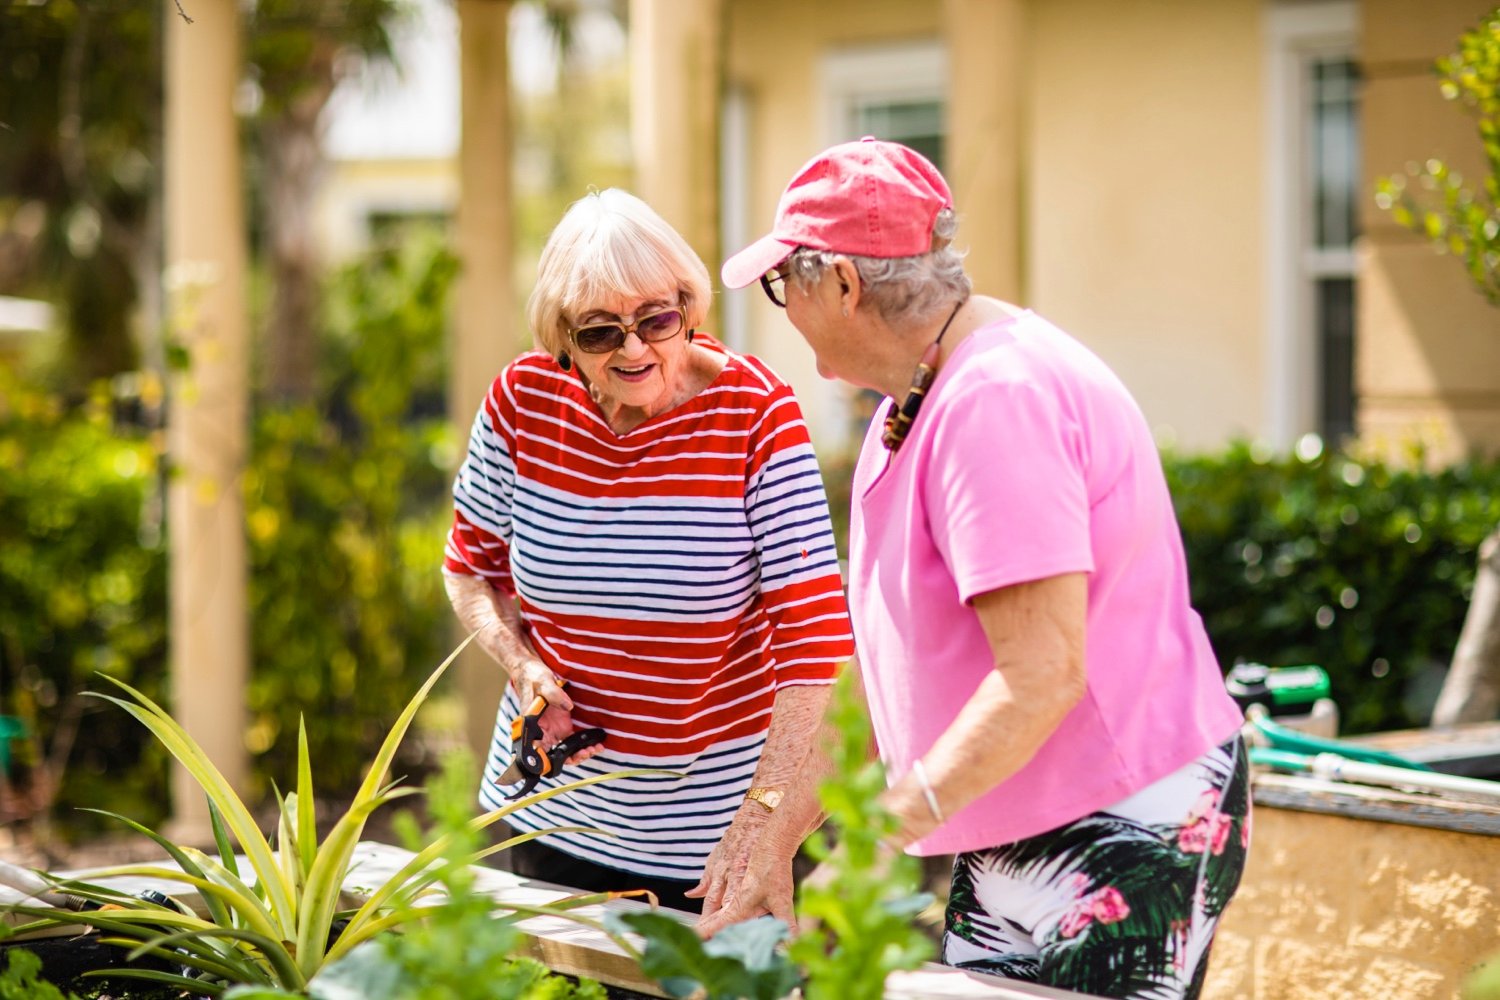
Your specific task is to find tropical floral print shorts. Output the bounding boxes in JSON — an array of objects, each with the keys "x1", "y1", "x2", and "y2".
[{"x1": 943, "y1": 737, "x2": 1251, "y2": 1000}]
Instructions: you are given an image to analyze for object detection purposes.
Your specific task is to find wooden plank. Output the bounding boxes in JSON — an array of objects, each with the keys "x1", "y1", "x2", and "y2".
[{"x1": 1251, "y1": 772, "x2": 1500, "y2": 836}]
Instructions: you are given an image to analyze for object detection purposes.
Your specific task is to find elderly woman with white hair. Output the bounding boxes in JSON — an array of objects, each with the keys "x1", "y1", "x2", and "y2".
[{"x1": 442, "y1": 189, "x2": 853, "y2": 912}]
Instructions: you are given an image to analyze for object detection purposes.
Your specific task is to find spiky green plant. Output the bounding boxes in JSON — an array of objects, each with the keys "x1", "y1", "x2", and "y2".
[{"x1": 2, "y1": 637, "x2": 654, "y2": 996}]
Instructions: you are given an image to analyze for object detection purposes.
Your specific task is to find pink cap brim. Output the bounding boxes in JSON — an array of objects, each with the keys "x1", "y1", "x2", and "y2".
[{"x1": 721, "y1": 234, "x2": 798, "y2": 290}]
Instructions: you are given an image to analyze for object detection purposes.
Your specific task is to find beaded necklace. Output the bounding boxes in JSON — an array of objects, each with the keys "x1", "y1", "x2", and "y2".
[{"x1": 881, "y1": 298, "x2": 968, "y2": 452}]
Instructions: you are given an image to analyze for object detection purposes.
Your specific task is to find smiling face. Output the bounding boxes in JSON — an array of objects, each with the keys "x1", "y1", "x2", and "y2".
[{"x1": 569, "y1": 292, "x2": 692, "y2": 419}]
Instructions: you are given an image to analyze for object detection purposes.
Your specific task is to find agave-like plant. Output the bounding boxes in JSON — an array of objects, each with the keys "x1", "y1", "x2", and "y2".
[{"x1": 3, "y1": 637, "x2": 655, "y2": 997}]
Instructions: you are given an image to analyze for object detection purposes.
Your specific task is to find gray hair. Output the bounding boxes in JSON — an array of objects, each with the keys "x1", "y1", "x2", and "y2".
[{"x1": 786, "y1": 208, "x2": 971, "y2": 329}]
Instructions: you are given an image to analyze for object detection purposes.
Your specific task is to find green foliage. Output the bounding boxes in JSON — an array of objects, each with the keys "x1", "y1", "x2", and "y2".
[
  {"x1": 1165, "y1": 442, "x2": 1500, "y2": 732},
  {"x1": 0, "y1": 373, "x2": 169, "y2": 829},
  {"x1": 3, "y1": 642, "x2": 646, "y2": 996},
  {"x1": 0, "y1": 945, "x2": 81, "y2": 1000},
  {"x1": 790, "y1": 673, "x2": 934, "y2": 1000},
  {"x1": 1466, "y1": 952, "x2": 1500, "y2": 1000},
  {"x1": 220, "y1": 751, "x2": 610, "y2": 1000},
  {"x1": 245, "y1": 234, "x2": 457, "y2": 794},
  {"x1": 1374, "y1": 7, "x2": 1500, "y2": 302},
  {"x1": 616, "y1": 675, "x2": 930, "y2": 1000},
  {"x1": 246, "y1": 0, "x2": 405, "y2": 119},
  {"x1": 0, "y1": 1, "x2": 157, "y2": 385},
  {"x1": 606, "y1": 912, "x2": 799, "y2": 1000},
  {"x1": 0, "y1": 235, "x2": 458, "y2": 836}
]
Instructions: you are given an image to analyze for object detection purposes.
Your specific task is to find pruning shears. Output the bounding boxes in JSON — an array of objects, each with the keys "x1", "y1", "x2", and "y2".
[{"x1": 495, "y1": 689, "x2": 606, "y2": 799}]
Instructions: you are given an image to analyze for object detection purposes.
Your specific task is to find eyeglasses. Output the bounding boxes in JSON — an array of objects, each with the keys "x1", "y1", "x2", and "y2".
[
  {"x1": 760, "y1": 265, "x2": 790, "y2": 309},
  {"x1": 568, "y1": 305, "x2": 686, "y2": 354}
]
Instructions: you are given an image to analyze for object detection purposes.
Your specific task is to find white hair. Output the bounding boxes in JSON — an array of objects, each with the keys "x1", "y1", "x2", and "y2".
[{"x1": 527, "y1": 189, "x2": 713, "y2": 357}]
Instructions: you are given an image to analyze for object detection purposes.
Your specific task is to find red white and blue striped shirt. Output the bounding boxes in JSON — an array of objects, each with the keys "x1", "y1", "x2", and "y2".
[{"x1": 444, "y1": 337, "x2": 853, "y2": 879}]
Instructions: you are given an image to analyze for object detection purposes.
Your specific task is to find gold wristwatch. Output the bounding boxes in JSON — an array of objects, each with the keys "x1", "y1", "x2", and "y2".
[{"x1": 744, "y1": 787, "x2": 784, "y2": 812}]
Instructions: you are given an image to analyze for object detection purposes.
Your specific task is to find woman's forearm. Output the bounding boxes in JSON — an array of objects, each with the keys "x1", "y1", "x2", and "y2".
[
  {"x1": 443, "y1": 570, "x2": 533, "y2": 679},
  {"x1": 747, "y1": 683, "x2": 833, "y2": 792},
  {"x1": 878, "y1": 573, "x2": 1088, "y2": 848}
]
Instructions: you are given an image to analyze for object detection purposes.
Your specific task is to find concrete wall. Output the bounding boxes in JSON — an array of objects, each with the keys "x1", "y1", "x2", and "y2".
[
  {"x1": 1205, "y1": 806, "x2": 1499, "y2": 1000},
  {"x1": 1028, "y1": 0, "x2": 1266, "y2": 452},
  {"x1": 1358, "y1": 0, "x2": 1500, "y2": 463}
]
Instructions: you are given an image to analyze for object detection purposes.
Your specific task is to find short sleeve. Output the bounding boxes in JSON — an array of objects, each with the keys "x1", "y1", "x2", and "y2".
[
  {"x1": 744, "y1": 385, "x2": 854, "y2": 685},
  {"x1": 923, "y1": 379, "x2": 1093, "y2": 602},
  {"x1": 443, "y1": 370, "x2": 518, "y2": 591}
]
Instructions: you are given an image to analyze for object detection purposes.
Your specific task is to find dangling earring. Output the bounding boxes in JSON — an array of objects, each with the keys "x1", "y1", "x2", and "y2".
[
  {"x1": 557, "y1": 352, "x2": 572, "y2": 372},
  {"x1": 686, "y1": 329, "x2": 696, "y2": 343}
]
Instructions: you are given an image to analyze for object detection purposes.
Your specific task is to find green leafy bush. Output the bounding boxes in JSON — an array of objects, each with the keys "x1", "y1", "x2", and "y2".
[
  {"x1": 0, "y1": 374, "x2": 169, "y2": 828},
  {"x1": 1165, "y1": 442, "x2": 1500, "y2": 732},
  {"x1": 0, "y1": 940, "x2": 81, "y2": 1000},
  {"x1": 608, "y1": 911, "x2": 798, "y2": 1000},
  {"x1": 244, "y1": 233, "x2": 457, "y2": 794},
  {"x1": 2, "y1": 233, "x2": 461, "y2": 836},
  {"x1": 4, "y1": 641, "x2": 645, "y2": 997}
]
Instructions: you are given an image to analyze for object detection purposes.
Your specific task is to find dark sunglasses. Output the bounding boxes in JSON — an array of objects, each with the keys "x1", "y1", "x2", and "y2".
[{"x1": 569, "y1": 306, "x2": 686, "y2": 354}]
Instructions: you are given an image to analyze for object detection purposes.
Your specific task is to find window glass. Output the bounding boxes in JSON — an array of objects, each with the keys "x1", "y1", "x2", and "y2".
[
  {"x1": 853, "y1": 99, "x2": 945, "y2": 171},
  {"x1": 1312, "y1": 58, "x2": 1360, "y2": 251}
]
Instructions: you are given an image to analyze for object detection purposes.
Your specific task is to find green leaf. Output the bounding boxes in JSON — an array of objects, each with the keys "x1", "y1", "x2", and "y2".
[
  {"x1": 607, "y1": 910, "x2": 790, "y2": 1000},
  {"x1": 296, "y1": 717, "x2": 317, "y2": 874}
]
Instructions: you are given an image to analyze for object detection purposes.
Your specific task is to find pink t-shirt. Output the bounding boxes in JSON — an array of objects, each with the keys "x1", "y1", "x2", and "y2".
[{"x1": 849, "y1": 311, "x2": 1244, "y2": 855}]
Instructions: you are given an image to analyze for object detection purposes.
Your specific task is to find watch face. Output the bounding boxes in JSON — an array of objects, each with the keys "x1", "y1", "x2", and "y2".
[{"x1": 751, "y1": 788, "x2": 784, "y2": 810}]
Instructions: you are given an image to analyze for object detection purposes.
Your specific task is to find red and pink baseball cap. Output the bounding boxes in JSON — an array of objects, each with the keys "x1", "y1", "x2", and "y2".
[{"x1": 721, "y1": 136, "x2": 953, "y2": 290}]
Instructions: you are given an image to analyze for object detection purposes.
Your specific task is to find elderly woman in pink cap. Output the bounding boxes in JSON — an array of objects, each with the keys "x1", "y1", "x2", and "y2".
[{"x1": 700, "y1": 138, "x2": 1250, "y2": 1000}]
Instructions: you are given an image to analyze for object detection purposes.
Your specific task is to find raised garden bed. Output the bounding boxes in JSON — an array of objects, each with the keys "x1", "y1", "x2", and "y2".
[{"x1": 3, "y1": 841, "x2": 1087, "y2": 1000}]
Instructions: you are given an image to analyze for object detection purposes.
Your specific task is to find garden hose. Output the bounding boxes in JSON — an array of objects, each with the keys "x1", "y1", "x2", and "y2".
[
  {"x1": 1247, "y1": 711, "x2": 1435, "y2": 771},
  {"x1": 1250, "y1": 746, "x2": 1500, "y2": 802}
]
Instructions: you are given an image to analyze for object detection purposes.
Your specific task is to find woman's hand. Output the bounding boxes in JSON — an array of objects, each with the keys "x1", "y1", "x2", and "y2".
[
  {"x1": 685, "y1": 800, "x2": 772, "y2": 915},
  {"x1": 693, "y1": 817, "x2": 800, "y2": 938},
  {"x1": 508, "y1": 654, "x2": 604, "y2": 766}
]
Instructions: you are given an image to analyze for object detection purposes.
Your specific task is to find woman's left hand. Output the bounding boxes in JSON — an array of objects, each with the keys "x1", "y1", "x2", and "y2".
[{"x1": 685, "y1": 800, "x2": 771, "y2": 914}]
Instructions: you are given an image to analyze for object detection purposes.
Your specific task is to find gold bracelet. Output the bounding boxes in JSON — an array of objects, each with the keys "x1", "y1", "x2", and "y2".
[{"x1": 911, "y1": 758, "x2": 944, "y2": 823}]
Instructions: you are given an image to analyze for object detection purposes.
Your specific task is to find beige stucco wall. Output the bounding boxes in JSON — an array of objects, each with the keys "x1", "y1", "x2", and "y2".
[
  {"x1": 724, "y1": 0, "x2": 941, "y2": 455},
  {"x1": 1205, "y1": 805, "x2": 1499, "y2": 1000},
  {"x1": 726, "y1": 0, "x2": 1266, "y2": 455},
  {"x1": 1359, "y1": 0, "x2": 1500, "y2": 463},
  {"x1": 1028, "y1": 0, "x2": 1266, "y2": 452}
]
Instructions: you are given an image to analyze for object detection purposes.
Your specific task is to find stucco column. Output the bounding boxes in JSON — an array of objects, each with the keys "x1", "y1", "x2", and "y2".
[
  {"x1": 944, "y1": 0, "x2": 1026, "y2": 302},
  {"x1": 629, "y1": 0, "x2": 723, "y2": 286},
  {"x1": 163, "y1": 0, "x2": 250, "y2": 841},
  {"x1": 454, "y1": 0, "x2": 517, "y2": 760}
]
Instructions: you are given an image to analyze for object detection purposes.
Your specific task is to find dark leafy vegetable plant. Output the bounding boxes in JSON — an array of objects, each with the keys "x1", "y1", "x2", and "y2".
[{"x1": 607, "y1": 911, "x2": 798, "y2": 1000}]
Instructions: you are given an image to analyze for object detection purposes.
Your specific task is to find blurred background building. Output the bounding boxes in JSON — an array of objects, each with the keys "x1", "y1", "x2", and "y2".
[{"x1": 315, "y1": 0, "x2": 1500, "y2": 463}]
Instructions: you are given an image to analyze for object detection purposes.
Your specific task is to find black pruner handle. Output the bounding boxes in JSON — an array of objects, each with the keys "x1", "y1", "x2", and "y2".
[{"x1": 547, "y1": 727, "x2": 607, "y2": 775}]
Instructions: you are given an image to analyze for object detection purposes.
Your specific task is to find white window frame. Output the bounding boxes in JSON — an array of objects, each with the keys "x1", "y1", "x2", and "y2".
[{"x1": 1264, "y1": 1, "x2": 1360, "y2": 448}]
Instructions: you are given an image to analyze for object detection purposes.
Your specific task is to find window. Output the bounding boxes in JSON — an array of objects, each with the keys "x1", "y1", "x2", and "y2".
[{"x1": 1267, "y1": 3, "x2": 1361, "y2": 448}]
